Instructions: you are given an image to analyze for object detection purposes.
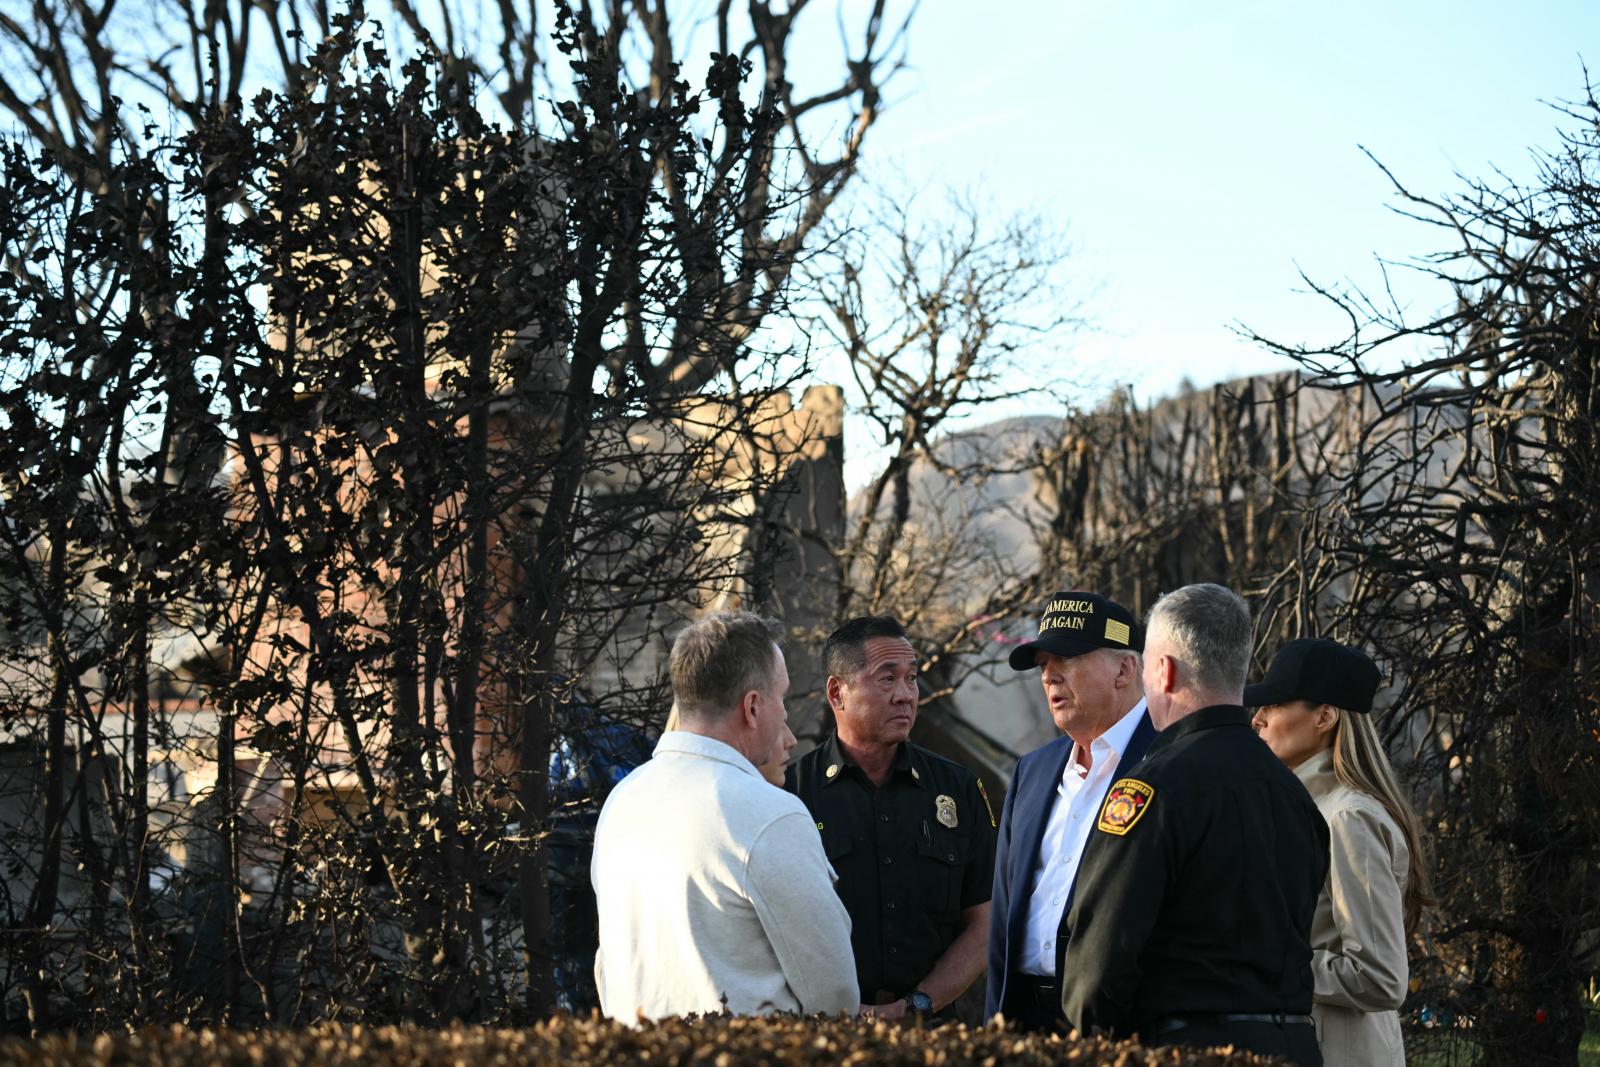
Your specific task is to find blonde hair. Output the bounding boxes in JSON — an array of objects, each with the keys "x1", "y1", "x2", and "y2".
[
  {"x1": 1328, "y1": 708, "x2": 1436, "y2": 934},
  {"x1": 669, "y1": 612, "x2": 783, "y2": 719}
]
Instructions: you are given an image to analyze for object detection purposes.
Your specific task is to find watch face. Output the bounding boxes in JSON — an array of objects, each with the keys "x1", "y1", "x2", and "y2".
[{"x1": 906, "y1": 991, "x2": 933, "y2": 1015}]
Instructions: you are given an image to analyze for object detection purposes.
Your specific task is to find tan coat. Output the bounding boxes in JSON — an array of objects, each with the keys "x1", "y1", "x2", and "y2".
[{"x1": 1294, "y1": 750, "x2": 1410, "y2": 1066}]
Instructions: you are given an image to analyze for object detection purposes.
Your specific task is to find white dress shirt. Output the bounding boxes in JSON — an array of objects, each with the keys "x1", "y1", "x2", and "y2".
[
  {"x1": 1018, "y1": 697, "x2": 1148, "y2": 975},
  {"x1": 591, "y1": 730, "x2": 859, "y2": 1022}
]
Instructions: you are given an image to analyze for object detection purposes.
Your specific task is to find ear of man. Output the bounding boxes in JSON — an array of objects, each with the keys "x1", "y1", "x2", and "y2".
[
  {"x1": 740, "y1": 687, "x2": 763, "y2": 730},
  {"x1": 1151, "y1": 652, "x2": 1176, "y2": 695},
  {"x1": 825, "y1": 674, "x2": 846, "y2": 712}
]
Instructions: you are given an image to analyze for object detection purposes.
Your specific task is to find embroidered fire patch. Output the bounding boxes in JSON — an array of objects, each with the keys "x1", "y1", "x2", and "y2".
[{"x1": 1096, "y1": 778, "x2": 1155, "y2": 835}]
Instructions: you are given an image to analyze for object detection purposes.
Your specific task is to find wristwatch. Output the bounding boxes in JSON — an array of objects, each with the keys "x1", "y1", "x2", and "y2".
[{"x1": 904, "y1": 990, "x2": 934, "y2": 1018}]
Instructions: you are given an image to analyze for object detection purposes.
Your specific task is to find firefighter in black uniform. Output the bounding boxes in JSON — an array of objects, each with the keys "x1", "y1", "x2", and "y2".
[
  {"x1": 1059, "y1": 584, "x2": 1330, "y2": 1066},
  {"x1": 788, "y1": 616, "x2": 997, "y2": 1022}
]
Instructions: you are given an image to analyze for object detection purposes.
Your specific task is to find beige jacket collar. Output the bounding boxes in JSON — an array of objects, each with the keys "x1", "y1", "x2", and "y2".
[{"x1": 1293, "y1": 747, "x2": 1338, "y2": 800}]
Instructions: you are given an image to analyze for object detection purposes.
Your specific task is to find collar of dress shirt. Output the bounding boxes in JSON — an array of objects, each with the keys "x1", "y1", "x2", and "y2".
[
  {"x1": 654, "y1": 729, "x2": 762, "y2": 778},
  {"x1": 1066, "y1": 696, "x2": 1149, "y2": 778}
]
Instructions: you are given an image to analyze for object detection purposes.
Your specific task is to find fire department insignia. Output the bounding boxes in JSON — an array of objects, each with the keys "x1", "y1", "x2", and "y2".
[
  {"x1": 1096, "y1": 778, "x2": 1155, "y2": 836},
  {"x1": 935, "y1": 794, "x2": 958, "y2": 829}
]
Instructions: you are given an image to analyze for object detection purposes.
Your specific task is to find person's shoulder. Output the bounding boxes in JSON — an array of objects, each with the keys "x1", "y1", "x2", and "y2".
[
  {"x1": 908, "y1": 742, "x2": 992, "y2": 799},
  {"x1": 592, "y1": 757, "x2": 671, "y2": 837},
  {"x1": 727, "y1": 767, "x2": 813, "y2": 824},
  {"x1": 1205, "y1": 727, "x2": 1311, "y2": 787},
  {"x1": 906, "y1": 741, "x2": 984, "y2": 788},
  {"x1": 1001, "y1": 736, "x2": 1070, "y2": 807},
  {"x1": 788, "y1": 742, "x2": 834, "y2": 791},
  {"x1": 1134, "y1": 723, "x2": 1253, "y2": 796},
  {"x1": 790, "y1": 743, "x2": 825, "y2": 773},
  {"x1": 601, "y1": 752, "x2": 661, "y2": 798},
  {"x1": 1323, "y1": 784, "x2": 1400, "y2": 831},
  {"x1": 1124, "y1": 730, "x2": 1189, "y2": 784},
  {"x1": 1192, "y1": 720, "x2": 1278, "y2": 766},
  {"x1": 1015, "y1": 734, "x2": 1073, "y2": 776}
]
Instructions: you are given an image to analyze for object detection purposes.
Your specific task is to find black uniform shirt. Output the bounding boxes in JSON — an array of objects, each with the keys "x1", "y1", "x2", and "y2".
[
  {"x1": 787, "y1": 733, "x2": 997, "y2": 1002},
  {"x1": 1058, "y1": 705, "x2": 1330, "y2": 1037}
]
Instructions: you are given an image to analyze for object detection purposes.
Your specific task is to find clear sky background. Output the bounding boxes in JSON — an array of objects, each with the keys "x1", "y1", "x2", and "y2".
[{"x1": 787, "y1": 1, "x2": 1599, "y2": 486}]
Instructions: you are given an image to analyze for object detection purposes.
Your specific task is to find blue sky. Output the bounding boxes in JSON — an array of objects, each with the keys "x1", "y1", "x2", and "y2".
[{"x1": 788, "y1": 1, "x2": 1598, "y2": 484}]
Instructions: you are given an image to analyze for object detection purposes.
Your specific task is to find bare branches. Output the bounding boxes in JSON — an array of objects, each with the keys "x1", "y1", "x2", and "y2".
[
  {"x1": 0, "y1": 0, "x2": 911, "y2": 402},
  {"x1": 1240, "y1": 93, "x2": 1600, "y2": 1064},
  {"x1": 806, "y1": 188, "x2": 1079, "y2": 628},
  {"x1": 0, "y1": 15, "x2": 854, "y2": 1026}
]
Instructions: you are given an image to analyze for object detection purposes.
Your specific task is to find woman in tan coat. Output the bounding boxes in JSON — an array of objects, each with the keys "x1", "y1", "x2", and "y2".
[{"x1": 1247, "y1": 638, "x2": 1434, "y2": 1067}]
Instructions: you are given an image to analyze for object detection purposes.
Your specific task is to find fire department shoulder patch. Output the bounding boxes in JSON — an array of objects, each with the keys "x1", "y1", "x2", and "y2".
[{"x1": 1096, "y1": 778, "x2": 1155, "y2": 836}]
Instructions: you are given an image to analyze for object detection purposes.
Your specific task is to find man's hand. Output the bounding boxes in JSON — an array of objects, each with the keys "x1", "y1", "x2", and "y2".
[{"x1": 859, "y1": 998, "x2": 909, "y2": 1021}]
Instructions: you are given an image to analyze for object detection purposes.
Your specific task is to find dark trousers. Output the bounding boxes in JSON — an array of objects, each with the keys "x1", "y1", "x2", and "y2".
[
  {"x1": 1003, "y1": 974, "x2": 1069, "y2": 1034},
  {"x1": 1152, "y1": 1018, "x2": 1322, "y2": 1067}
]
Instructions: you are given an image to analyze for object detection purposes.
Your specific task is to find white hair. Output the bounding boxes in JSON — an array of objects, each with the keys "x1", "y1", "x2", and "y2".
[{"x1": 1145, "y1": 583, "x2": 1252, "y2": 695}]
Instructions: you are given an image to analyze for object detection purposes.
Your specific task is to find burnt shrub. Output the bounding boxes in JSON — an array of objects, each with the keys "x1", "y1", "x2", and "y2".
[{"x1": 0, "y1": 1016, "x2": 1292, "y2": 1065}]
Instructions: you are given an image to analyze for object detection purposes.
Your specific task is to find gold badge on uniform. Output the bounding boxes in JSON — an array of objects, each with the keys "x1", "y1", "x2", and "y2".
[
  {"x1": 1096, "y1": 778, "x2": 1154, "y2": 836},
  {"x1": 935, "y1": 794, "x2": 958, "y2": 829}
]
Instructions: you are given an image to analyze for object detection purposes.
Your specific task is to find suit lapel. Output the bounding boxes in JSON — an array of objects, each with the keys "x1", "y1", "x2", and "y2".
[
  {"x1": 1007, "y1": 735, "x2": 1073, "y2": 948},
  {"x1": 1109, "y1": 711, "x2": 1156, "y2": 781}
]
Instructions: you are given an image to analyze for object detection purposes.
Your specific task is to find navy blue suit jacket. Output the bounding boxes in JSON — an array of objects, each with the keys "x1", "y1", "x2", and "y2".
[{"x1": 984, "y1": 709, "x2": 1157, "y2": 1021}]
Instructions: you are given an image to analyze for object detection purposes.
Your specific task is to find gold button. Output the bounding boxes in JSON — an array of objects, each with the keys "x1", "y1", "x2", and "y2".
[
  {"x1": 826, "y1": 764, "x2": 839, "y2": 778},
  {"x1": 911, "y1": 768, "x2": 920, "y2": 780}
]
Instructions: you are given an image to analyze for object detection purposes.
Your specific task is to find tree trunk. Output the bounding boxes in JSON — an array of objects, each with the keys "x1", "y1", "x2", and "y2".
[
  {"x1": 22, "y1": 659, "x2": 70, "y2": 1033},
  {"x1": 516, "y1": 679, "x2": 557, "y2": 1017}
]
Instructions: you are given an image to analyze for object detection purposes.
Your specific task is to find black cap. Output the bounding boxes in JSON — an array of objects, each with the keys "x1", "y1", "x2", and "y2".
[
  {"x1": 1008, "y1": 591, "x2": 1141, "y2": 671},
  {"x1": 1244, "y1": 638, "x2": 1381, "y2": 713}
]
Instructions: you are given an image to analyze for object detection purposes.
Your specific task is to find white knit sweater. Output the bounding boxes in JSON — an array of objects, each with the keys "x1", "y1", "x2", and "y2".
[{"x1": 591, "y1": 731, "x2": 859, "y2": 1022}]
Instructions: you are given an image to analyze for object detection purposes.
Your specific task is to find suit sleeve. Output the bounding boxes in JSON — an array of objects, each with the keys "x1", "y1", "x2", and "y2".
[
  {"x1": 745, "y1": 810, "x2": 861, "y2": 1015},
  {"x1": 984, "y1": 765, "x2": 1021, "y2": 1020},
  {"x1": 1058, "y1": 783, "x2": 1174, "y2": 1037},
  {"x1": 1312, "y1": 804, "x2": 1409, "y2": 1011}
]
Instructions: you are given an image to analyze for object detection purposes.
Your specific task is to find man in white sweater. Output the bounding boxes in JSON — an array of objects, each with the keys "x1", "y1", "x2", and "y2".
[{"x1": 591, "y1": 611, "x2": 860, "y2": 1022}]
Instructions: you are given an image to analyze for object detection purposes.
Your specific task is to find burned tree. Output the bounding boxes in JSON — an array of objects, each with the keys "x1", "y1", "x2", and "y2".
[
  {"x1": 804, "y1": 193, "x2": 1081, "y2": 719},
  {"x1": 1248, "y1": 97, "x2": 1600, "y2": 1067},
  {"x1": 0, "y1": 0, "x2": 903, "y2": 1032}
]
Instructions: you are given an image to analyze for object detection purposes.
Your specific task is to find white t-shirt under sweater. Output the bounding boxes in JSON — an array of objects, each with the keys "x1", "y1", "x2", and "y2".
[{"x1": 591, "y1": 730, "x2": 859, "y2": 1022}]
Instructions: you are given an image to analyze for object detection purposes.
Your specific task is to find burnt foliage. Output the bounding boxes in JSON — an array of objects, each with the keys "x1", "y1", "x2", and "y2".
[
  {"x1": 0, "y1": 8, "x2": 850, "y2": 1031},
  {"x1": 0, "y1": 1015, "x2": 1291, "y2": 1066}
]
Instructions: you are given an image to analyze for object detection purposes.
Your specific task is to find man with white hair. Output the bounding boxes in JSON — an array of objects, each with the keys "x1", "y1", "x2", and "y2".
[
  {"x1": 591, "y1": 611, "x2": 859, "y2": 1021},
  {"x1": 1057, "y1": 583, "x2": 1329, "y2": 1066},
  {"x1": 984, "y1": 591, "x2": 1156, "y2": 1032}
]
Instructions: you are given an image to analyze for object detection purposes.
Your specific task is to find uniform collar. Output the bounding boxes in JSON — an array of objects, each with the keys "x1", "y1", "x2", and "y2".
[
  {"x1": 1148, "y1": 703, "x2": 1250, "y2": 755},
  {"x1": 818, "y1": 731, "x2": 926, "y2": 789}
]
